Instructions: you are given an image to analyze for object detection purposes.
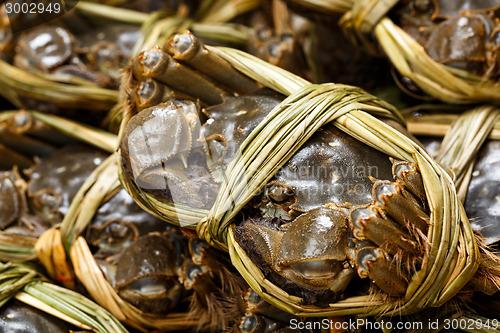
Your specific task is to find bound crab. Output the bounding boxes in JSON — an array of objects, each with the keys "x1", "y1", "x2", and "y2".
[
  {"x1": 120, "y1": 31, "x2": 494, "y2": 315},
  {"x1": 235, "y1": 124, "x2": 429, "y2": 302},
  {"x1": 122, "y1": 35, "x2": 426, "y2": 301}
]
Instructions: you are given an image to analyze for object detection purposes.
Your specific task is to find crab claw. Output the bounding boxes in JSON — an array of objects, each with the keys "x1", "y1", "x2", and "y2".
[
  {"x1": 132, "y1": 46, "x2": 225, "y2": 105},
  {"x1": 238, "y1": 207, "x2": 354, "y2": 293}
]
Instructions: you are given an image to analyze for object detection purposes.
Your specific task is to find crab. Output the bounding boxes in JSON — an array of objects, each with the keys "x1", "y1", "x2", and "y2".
[
  {"x1": 0, "y1": 170, "x2": 44, "y2": 236},
  {"x1": 123, "y1": 100, "x2": 428, "y2": 303},
  {"x1": 95, "y1": 230, "x2": 248, "y2": 330},
  {"x1": 420, "y1": 136, "x2": 500, "y2": 246},
  {"x1": 122, "y1": 32, "x2": 429, "y2": 303},
  {"x1": 122, "y1": 38, "x2": 284, "y2": 208},
  {"x1": 101, "y1": 232, "x2": 187, "y2": 314},
  {"x1": 0, "y1": 144, "x2": 108, "y2": 241},
  {"x1": 234, "y1": 124, "x2": 429, "y2": 302},
  {"x1": 394, "y1": 0, "x2": 500, "y2": 80}
]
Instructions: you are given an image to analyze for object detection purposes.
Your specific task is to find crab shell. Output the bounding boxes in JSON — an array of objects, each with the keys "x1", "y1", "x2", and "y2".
[
  {"x1": 0, "y1": 172, "x2": 23, "y2": 230},
  {"x1": 122, "y1": 101, "x2": 219, "y2": 209},
  {"x1": 200, "y1": 89, "x2": 283, "y2": 182},
  {"x1": 465, "y1": 140, "x2": 500, "y2": 245},
  {"x1": 242, "y1": 207, "x2": 354, "y2": 293},
  {"x1": 425, "y1": 14, "x2": 492, "y2": 75},
  {"x1": 14, "y1": 26, "x2": 74, "y2": 72},
  {"x1": 0, "y1": 299, "x2": 79, "y2": 333},
  {"x1": 26, "y1": 145, "x2": 107, "y2": 224},
  {"x1": 235, "y1": 122, "x2": 430, "y2": 301},
  {"x1": 269, "y1": 124, "x2": 394, "y2": 214},
  {"x1": 113, "y1": 233, "x2": 185, "y2": 314},
  {"x1": 421, "y1": 136, "x2": 500, "y2": 246}
]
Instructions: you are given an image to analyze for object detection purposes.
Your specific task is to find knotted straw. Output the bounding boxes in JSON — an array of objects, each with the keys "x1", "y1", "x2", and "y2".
[
  {"x1": 117, "y1": 43, "x2": 480, "y2": 316},
  {"x1": 0, "y1": 262, "x2": 129, "y2": 333},
  {"x1": 292, "y1": 0, "x2": 500, "y2": 104}
]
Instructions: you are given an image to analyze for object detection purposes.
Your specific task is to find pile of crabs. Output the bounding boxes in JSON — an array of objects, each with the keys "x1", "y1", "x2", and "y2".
[{"x1": 1, "y1": 0, "x2": 500, "y2": 332}]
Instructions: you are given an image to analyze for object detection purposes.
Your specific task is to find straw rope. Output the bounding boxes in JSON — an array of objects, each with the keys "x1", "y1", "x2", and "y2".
[{"x1": 435, "y1": 106, "x2": 500, "y2": 202}]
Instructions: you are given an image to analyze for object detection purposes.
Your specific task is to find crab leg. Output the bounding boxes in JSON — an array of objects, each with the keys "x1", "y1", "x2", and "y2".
[
  {"x1": 349, "y1": 205, "x2": 420, "y2": 256},
  {"x1": 132, "y1": 46, "x2": 226, "y2": 105},
  {"x1": 168, "y1": 31, "x2": 258, "y2": 95},
  {"x1": 392, "y1": 159, "x2": 426, "y2": 202},
  {"x1": 372, "y1": 180, "x2": 429, "y2": 233},
  {"x1": 356, "y1": 243, "x2": 408, "y2": 297}
]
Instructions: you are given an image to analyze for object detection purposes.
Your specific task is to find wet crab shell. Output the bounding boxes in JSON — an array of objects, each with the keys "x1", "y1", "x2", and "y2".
[
  {"x1": 200, "y1": 89, "x2": 284, "y2": 182},
  {"x1": 0, "y1": 172, "x2": 23, "y2": 230},
  {"x1": 425, "y1": 14, "x2": 491, "y2": 75},
  {"x1": 112, "y1": 234, "x2": 185, "y2": 314},
  {"x1": 395, "y1": 0, "x2": 500, "y2": 80},
  {"x1": 121, "y1": 101, "x2": 219, "y2": 209},
  {"x1": 25, "y1": 145, "x2": 107, "y2": 224},
  {"x1": 0, "y1": 299, "x2": 82, "y2": 333},
  {"x1": 421, "y1": 136, "x2": 500, "y2": 245},
  {"x1": 465, "y1": 140, "x2": 500, "y2": 245},
  {"x1": 14, "y1": 26, "x2": 74, "y2": 72},
  {"x1": 268, "y1": 124, "x2": 394, "y2": 214},
  {"x1": 239, "y1": 207, "x2": 354, "y2": 296},
  {"x1": 0, "y1": 170, "x2": 49, "y2": 239}
]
